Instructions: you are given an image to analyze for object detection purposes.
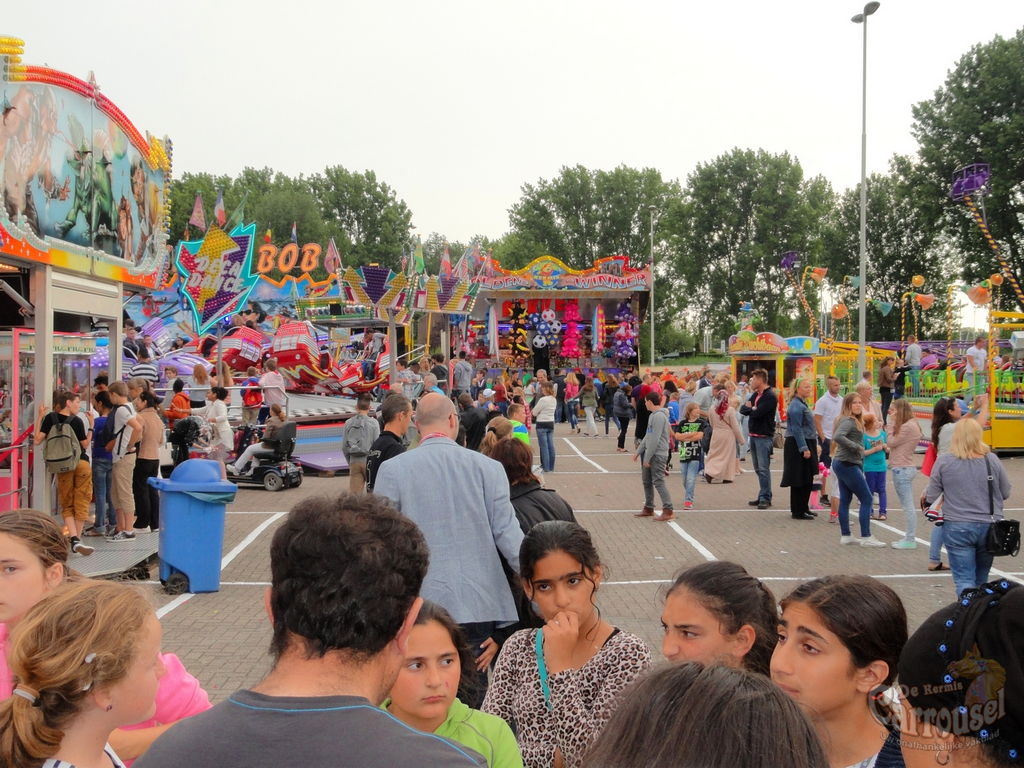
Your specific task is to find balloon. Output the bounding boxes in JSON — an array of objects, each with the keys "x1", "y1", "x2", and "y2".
[
  {"x1": 549, "y1": 320, "x2": 562, "y2": 334},
  {"x1": 532, "y1": 335, "x2": 547, "y2": 348},
  {"x1": 542, "y1": 309, "x2": 556, "y2": 323},
  {"x1": 911, "y1": 275, "x2": 925, "y2": 288},
  {"x1": 992, "y1": 273, "x2": 1005, "y2": 286},
  {"x1": 538, "y1": 322, "x2": 549, "y2": 334}
]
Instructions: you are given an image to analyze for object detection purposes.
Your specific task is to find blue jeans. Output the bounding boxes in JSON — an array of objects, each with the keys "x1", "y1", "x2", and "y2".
[
  {"x1": 749, "y1": 436, "x2": 773, "y2": 504},
  {"x1": 930, "y1": 525, "x2": 945, "y2": 565},
  {"x1": 566, "y1": 399, "x2": 579, "y2": 429},
  {"x1": 681, "y1": 461, "x2": 700, "y2": 503},
  {"x1": 92, "y1": 457, "x2": 115, "y2": 529},
  {"x1": 891, "y1": 466, "x2": 918, "y2": 540},
  {"x1": 832, "y1": 459, "x2": 873, "y2": 537},
  {"x1": 943, "y1": 521, "x2": 995, "y2": 597},
  {"x1": 536, "y1": 424, "x2": 555, "y2": 472}
]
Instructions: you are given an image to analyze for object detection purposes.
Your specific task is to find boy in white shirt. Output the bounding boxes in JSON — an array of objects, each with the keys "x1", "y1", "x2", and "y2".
[{"x1": 106, "y1": 381, "x2": 142, "y2": 541}]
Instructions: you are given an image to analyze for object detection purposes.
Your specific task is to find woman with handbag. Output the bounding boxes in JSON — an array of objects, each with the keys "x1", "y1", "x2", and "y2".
[
  {"x1": 925, "y1": 394, "x2": 990, "y2": 571},
  {"x1": 922, "y1": 418, "x2": 1011, "y2": 597}
]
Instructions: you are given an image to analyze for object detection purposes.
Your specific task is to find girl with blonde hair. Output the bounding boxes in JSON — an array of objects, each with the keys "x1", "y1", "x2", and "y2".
[
  {"x1": 923, "y1": 418, "x2": 1012, "y2": 596},
  {"x1": 479, "y1": 416, "x2": 514, "y2": 458},
  {"x1": 0, "y1": 580, "x2": 166, "y2": 768},
  {"x1": 0, "y1": 510, "x2": 210, "y2": 764}
]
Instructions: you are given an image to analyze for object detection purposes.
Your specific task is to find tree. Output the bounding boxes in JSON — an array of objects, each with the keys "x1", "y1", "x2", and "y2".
[
  {"x1": 664, "y1": 149, "x2": 834, "y2": 343},
  {"x1": 820, "y1": 156, "x2": 951, "y2": 342},
  {"x1": 506, "y1": 165, "x2": 680, "y2": 269},
  {"x1": 911, "y1": 29, "x2": 1024, "y2": 306},
  {"x1": 307, "y1": 166, "x2": 414, "y2": 269}
]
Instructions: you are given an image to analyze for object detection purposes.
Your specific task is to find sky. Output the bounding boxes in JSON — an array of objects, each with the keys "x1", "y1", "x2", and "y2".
[{"x1": 6, "y1": 0, "x2": 1023, "y2": 248}]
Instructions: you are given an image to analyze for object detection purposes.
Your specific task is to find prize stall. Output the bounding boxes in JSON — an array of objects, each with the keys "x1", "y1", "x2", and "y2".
[
  {"x1": 466, "y1": 254, "x2": 650, "y2": 373},
  {"x1": 0, "y1": 35, "x2": 172, "y2": 510}
]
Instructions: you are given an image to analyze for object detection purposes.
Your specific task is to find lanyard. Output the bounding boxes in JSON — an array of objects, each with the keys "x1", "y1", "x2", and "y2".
[
  {"x1": 420, "y1": 432, "x2": 451, "y2": 442},
  {"x1": 534, "y1": 629, "x2": 553, "y2": 711}
]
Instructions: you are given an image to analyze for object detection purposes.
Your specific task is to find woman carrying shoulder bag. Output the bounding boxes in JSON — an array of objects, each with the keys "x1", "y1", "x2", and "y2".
[{"x1": 922, "y1": 417, "x2": 1012, "y2": 598}]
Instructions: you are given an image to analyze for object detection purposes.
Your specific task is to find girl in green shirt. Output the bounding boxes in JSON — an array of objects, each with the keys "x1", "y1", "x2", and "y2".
[{"x1": 385, "y1": 601, "x2": 523, "y2": 768}]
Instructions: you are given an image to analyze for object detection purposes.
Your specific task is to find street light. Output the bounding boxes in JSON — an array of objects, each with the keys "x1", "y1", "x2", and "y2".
[
  {"x1": 649, "y1": 204, "x2": 656, "y2": 367},
  {"x1": 852, "y1": 1, "x2": 880, "y2": 377}
]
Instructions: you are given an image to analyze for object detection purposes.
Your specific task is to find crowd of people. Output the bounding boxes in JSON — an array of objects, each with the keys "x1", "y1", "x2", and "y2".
[
  {"x1": 9, "y1": 343, "x2": 1022, "y2": 766},
  {"x1": 1, "y1": 496, "x2": 1021, "y2": 768}
]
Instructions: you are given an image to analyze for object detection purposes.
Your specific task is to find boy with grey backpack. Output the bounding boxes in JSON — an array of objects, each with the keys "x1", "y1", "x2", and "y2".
[{"x1": 342, "y1": 394, "x2": 380, "y2": 493}]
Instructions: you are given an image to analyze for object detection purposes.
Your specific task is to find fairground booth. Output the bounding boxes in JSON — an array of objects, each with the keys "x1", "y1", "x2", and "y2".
[
  {"x1": 0, "y1": 36, "x2": 172, "y2": 511},
  {"x1": 464, "y1": 254, "x2": 650, "y2": 375}
]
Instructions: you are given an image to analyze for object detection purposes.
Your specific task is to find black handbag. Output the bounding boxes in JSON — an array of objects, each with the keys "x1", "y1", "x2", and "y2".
[{"x1": 984, "y1": 455, "x2": 1020, "y2": 557}]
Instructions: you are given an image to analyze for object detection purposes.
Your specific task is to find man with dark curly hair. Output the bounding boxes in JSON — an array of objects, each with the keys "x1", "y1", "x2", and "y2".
[{"x1": 136, "y1": 493, "x2": 485, "y2": 767}]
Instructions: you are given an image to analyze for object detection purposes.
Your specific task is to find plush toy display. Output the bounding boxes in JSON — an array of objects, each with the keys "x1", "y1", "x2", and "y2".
[
  {"x1": 561, "y1": 300, "x2": 583, "y2": 358},
  {"x1": 612, "y1": 300, "x2": 637, "y2": 360}
]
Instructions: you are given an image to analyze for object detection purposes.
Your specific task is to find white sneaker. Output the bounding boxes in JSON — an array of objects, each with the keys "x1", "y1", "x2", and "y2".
[
  {"x1": 840, "y1": 535, "x2": 857, "y2": 545},
  {"x1": 860, "y1": 536, "x2": 887, "y2": 548},
  {"x1": 226, "y1": 463, "x2": 238, "y2": 475}
]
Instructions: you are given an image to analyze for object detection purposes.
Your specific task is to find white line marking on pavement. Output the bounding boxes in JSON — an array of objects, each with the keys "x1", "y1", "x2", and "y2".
[
  {"x1": 156, "y1": 594, "x2": 193, "y2": 619},
  {"x1": 221, "y1": 512, "x2": 287, "y2": 570},
  {"x1": 666, "y1": 520, "x2": 717, "y2": 561},
  {"x1": 872, "y1": 520, "x2": 1024, "y2": 587},
  {"x1": 561, "y1": 438, "x2": 608, "y2": 473},
  {"x1": 156, "y1": 512, "x2": 287, "y2": 619}
]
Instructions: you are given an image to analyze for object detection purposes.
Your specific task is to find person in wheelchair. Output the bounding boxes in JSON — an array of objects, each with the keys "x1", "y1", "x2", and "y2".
[{"x1": 227, "y1": 403, "x2": 287, "y2": 476}]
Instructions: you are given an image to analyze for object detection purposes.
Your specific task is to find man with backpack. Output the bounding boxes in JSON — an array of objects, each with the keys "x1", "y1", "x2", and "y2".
[
  {"x1": 34, "y1": 391, "x2": 94, "y2": 556},
  {"x1": 103, "y1": 381, "x2": 143, "y2": 541},
  {"x1": 240, "y1": 366, "x2": 263, "y2": 426},
  {"x1": 341, "y1": 394, "x2": 379, "y2": 493}
]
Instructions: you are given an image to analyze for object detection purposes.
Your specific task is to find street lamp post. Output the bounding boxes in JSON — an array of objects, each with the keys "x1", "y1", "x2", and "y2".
[
  {"x1": 852, "y1": 1, "x2": 879, "y2": 377},
  {"x1": 649, "y1": 204, "x2": 656, "y2": 368}
]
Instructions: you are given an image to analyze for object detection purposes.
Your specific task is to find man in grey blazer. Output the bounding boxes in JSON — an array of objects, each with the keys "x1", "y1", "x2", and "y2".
[{"x1": 374, "y1": 394, "x2": 525, "y2": 695}]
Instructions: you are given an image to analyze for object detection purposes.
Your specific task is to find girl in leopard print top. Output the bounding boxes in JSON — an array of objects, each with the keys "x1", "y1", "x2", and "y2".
[{"x1": 482, "y1": 521, "x2": 651, "y2": 768}]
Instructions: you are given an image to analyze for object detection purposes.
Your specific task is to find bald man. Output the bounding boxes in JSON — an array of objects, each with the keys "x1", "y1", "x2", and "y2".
[{"x1": 373, "y1": 394, "x2": 524, "y2": 698}]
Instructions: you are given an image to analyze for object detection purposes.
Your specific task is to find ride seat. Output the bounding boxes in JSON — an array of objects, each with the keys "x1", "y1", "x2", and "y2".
[{"x1": 251, "y1": 422, "x2": 297, "y2": 462}]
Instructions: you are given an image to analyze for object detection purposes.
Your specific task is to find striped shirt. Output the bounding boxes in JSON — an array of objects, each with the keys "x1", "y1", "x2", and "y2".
[
  {"x1": 129, "y1": 361, "x2": 160, "y2": 385},
  {"x1": 43, "y1": 746, "x2": 125, "y2": 768}
]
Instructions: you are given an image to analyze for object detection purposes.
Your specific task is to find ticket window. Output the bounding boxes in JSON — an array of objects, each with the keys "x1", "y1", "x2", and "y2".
[{"x1": 735, "y1": 358, "x2": 777, "y2": 388}]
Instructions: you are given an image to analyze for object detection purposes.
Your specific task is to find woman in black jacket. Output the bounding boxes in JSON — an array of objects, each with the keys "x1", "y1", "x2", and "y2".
[
  {"x1": 489, "y1": 437, "x2": 576, "y2": 532},
  {"x1": 612, "y1": 381, "x2": 634, "y2": 453}
]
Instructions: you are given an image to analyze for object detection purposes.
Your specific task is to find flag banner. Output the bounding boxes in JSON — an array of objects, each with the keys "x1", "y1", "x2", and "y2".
[
  {"x1": 188, "y1": 193, "x2": 207, "y2": 231},
  {"x1": 213, "y1": 190, "x2": 226, "y2": 228}
]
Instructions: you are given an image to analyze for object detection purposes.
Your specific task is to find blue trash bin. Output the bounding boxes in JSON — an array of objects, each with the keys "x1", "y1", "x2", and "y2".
[{"x1": 149, "y1": 459, "x2": 236, "y2": 594}]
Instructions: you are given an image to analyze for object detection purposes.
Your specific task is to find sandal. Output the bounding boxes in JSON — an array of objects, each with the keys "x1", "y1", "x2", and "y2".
[
  {"x1": 928, "y1": 562, "x2": 949, "y2": 572},
  {"x1": 870, "y1": 514, "x2": 887, "y2": 521}
]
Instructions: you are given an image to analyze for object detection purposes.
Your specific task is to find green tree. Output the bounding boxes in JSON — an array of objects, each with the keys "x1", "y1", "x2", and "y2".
[
  {"x1": 664, "y1": 149, "x2": 834, "y2": 343},
  {"x1": 307, "y1": 166, "x2": 413, "y2": 269},
  {"x1": 506, "y1": 165, "x2": 680, "y2": 269},
  {"x1": 911, "y1": 29, "x2": 1024, "y2": 306},
  {"x1": 820, "y1": 156, "x2": 950, "y2": 342}
]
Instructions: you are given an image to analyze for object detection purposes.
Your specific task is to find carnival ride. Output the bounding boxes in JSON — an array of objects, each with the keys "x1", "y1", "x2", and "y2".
[{"x1": 759, "y1": 163, "x2": 1024, "y2": 448}]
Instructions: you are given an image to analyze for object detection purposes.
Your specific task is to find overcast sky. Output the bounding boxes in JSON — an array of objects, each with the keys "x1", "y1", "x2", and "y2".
[{"x1": 7, "y1": 1, "x2": 1023, "y2": 245}]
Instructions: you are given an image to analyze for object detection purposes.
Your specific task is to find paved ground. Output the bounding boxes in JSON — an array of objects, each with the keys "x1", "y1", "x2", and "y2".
[{"x1": 103, "y1": 422, "x2": 1024, "y2": 703}]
